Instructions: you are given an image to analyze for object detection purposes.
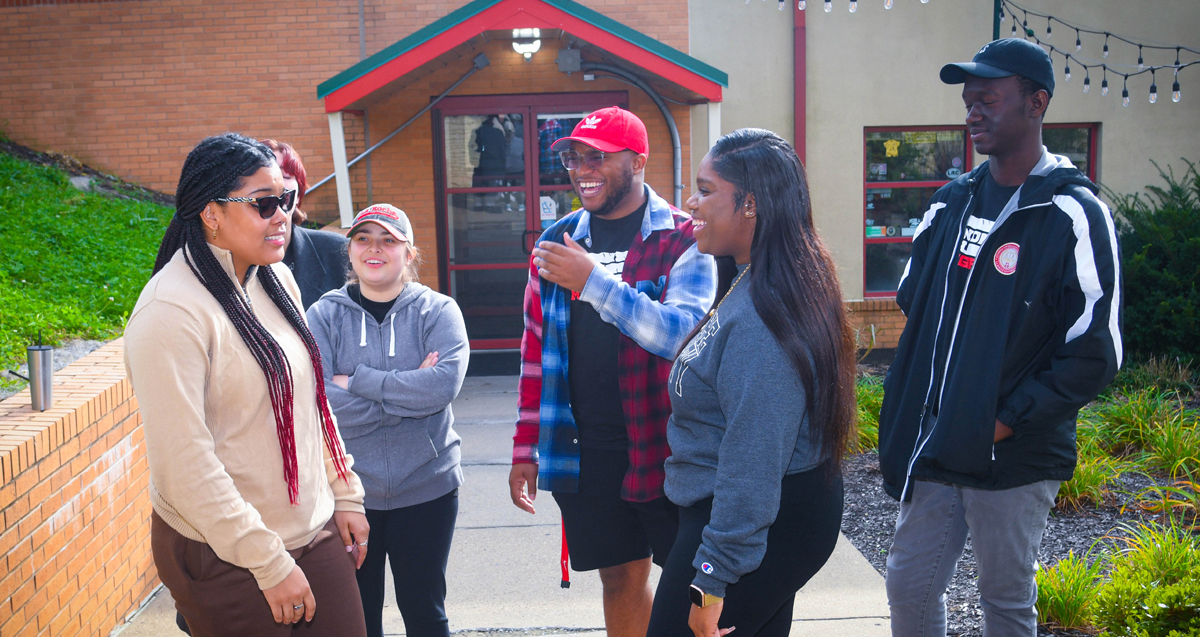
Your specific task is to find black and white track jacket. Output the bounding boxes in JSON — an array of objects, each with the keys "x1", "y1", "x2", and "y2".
[{"x1": 878, "y1": 150, "x2": 1122, "y2": 501}]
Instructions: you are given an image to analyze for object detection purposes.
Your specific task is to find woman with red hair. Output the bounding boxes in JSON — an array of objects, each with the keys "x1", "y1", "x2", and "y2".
[{"x1": 262, "y1": 139, "x2": 351, "y2": 309}]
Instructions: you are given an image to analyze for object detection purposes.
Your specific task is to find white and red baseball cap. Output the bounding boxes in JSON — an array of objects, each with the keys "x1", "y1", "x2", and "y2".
[
  {"x1": 349, "y1": 204, "x2": 414, "y2": 245},
  {"x1": 550, "y1": 106, "x2": 649, "y2": 155}
]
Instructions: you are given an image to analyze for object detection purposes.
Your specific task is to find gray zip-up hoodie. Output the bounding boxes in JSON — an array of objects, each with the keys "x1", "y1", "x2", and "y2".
[{"x1": 306, "y1": 283, "x2": 469, "y2": 510}]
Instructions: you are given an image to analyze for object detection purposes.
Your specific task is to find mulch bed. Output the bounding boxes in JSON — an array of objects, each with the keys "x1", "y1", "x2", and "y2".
[
  {"x1": 0, "y1": 139, "x2": 174, "y2": 207},
  {"x1": 840, "y1": 450, "x2": 1163, "y2": 637}
]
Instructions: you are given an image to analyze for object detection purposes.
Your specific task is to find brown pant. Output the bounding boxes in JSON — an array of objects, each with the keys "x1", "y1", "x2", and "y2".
[{"x1": 152, "y1": 512, "x2": 367, "y2": 637}]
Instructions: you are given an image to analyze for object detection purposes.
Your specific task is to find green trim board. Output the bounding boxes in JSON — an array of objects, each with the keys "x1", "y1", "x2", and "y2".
[{"x1": 317, "y1": 0, "x2": 728, "y2": 100}]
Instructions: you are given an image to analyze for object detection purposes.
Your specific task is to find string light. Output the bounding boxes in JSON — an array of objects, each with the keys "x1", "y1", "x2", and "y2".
[
  {"x1": 1001, "y1": 1, "x2": 1200, "y2": 109},
  {"x1": 849, "y1": 0, "x2": 857, "y2": 12},
  {"x1": 884, "y1": 0, "x2": 893, "y2": 8},
  {"x1": 824, "y1": 0, "x2": 831, "y2": 12},
  {"x1": 799, "y1": 0, "x2": 806, "y2": 8},
  {"x1": 779, "y1": 0, "x2": 786, "y2": 10}
]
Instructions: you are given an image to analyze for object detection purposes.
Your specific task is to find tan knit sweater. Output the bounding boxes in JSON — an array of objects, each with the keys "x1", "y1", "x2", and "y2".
[{"x1": 124, "y1": 244, "x2": 365, "y2": 590}]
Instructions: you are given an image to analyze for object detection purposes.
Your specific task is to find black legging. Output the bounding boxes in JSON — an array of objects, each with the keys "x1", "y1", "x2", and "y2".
[
  {"x1": 357, "y1": 488, "x2": 458, "y2": 637},
  {"x1": 647, "y1": 463, "x2": 843, "y2": 637}
]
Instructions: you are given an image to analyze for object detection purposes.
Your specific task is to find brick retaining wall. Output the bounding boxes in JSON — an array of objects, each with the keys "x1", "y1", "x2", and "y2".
[{"x1": 0, "y1": 339, "x2": 156, "y2": 637}]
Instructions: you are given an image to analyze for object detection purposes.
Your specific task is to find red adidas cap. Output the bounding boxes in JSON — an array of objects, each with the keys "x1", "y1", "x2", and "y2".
[{"x1": 549, "y1": 106, "x2": 649, "y2": 155}]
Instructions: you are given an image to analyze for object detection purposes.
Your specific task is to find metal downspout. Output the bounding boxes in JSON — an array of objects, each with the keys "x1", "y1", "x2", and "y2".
[{"x1": 579, "y1": 62, "x2": 683, "y2": 208}]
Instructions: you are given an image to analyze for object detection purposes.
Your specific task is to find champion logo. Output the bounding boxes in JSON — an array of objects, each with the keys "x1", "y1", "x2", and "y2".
[
  {"x1": 580, "y1": 115, "x2": 602, "y2": 129},
  {"x1": 701, "y1": 562, "x2": 714, "y2": 575},
  {"x1": 994, "y1": 242, "x2": 1020, "y2": 275}
]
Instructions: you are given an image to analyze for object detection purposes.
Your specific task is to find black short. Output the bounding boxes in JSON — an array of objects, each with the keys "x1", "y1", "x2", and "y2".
[{"x1": 552, "y1": 447, "x2": 678, "y2": 572}]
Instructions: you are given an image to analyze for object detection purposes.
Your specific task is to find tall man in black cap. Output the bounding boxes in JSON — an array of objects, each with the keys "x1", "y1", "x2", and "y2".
[{"x1": 878, "y1": 39, "x2": 1122, "y2": 636}]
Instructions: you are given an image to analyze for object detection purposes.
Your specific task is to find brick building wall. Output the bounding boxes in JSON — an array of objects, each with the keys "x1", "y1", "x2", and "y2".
[
  {"x1": 0, "y1": 341, "x2": 156, "y2": 637},
  {"x1": 846, "y1": 298, "x2": 906, "y2": 350},
  {"x1": 0, "y1": 0, "x2": 691, "y2": 291}
]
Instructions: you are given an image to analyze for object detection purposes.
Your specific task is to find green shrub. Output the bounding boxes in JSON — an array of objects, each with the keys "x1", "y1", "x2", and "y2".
[
  {"x1": 1107, "y1": 159, "x2": 1200, "y2": 361},
  {"x1": 1105, "y1": 355, "x2": 1197, "y2": 399},
  {"x1": 1141, "y1": 409, "x2": 1200, "y2": 479},
  {"x1": 1089, "y1": 390, "x2": 1183, "y2": 455},
  {"x1": 853, "y1": 376, "x2": 884, "y2": 452},
  {"x1": 1093, "y1": 522, "x2": 1200, "y2": 636},
  {"x1": 1036, "y1": 551, "x2": 1101, "y2": 630},
  {"x1": 1135, "y1": 480, "x2": 1200, "y2": 531},
  {"x1": 0, "y1": 151, "x2": 171, "y2": 388}
]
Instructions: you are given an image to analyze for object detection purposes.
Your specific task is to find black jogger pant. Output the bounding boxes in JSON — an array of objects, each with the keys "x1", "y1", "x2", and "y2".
[
  {"x1": 357, "y1": 488, "x2": 458, "y2": 637},
  {"x1": 646, "y1": 463, "x2": 843, "y2": 637}
]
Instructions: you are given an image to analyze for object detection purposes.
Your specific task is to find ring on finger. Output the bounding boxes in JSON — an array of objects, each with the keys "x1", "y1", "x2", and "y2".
[
  {"x1": 357, "y1": 540, "x2": 368, "y2": 546},
  {"x1": 293, "y1": 604, "x2": 305, "y2": 610}
]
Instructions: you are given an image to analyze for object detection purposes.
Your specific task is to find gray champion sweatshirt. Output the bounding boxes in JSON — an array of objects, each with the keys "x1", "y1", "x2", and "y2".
[
  {"x1": 664, "y1": 265, "x2": 826, "y2": 597},
  {"x1": 306, "y1": 283, "x2": 469, "y2": 510}
]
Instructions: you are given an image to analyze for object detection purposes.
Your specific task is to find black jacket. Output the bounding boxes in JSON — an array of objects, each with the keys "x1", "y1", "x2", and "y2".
[
  {"x1": 282, "y1": 225, "x2": 349, "y2": 310},
  {"x1": 878, "y1": 151, "x2": 1122, "y2": 501}
]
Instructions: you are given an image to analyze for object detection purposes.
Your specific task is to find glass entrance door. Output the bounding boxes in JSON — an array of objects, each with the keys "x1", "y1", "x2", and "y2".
[{"x1": 434, "y1": 93, "x2": 627, "y2": 349}]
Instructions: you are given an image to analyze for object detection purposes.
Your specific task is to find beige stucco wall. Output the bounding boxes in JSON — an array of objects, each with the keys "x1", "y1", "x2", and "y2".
[
  {"x1": 806, "y1": 0, "x2": 1200, "y2": 299},
  {"x1": 687, "y1": 0, "x2": 796, "y2": 180}
]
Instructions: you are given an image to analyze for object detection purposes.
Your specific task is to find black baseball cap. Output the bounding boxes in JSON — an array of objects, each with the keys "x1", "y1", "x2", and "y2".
[{"x1": 940, "y1": 38, "x2": 1055, "y2": 97}]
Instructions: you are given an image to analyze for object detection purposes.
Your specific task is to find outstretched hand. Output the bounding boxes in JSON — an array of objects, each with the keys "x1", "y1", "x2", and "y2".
[{"x1": 532, "y1": 234, "x2": 596, "y2": 292}]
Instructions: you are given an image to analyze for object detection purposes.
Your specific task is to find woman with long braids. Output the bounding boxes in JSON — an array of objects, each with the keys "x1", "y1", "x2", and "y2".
[
  {"x1": 124, "y1": 133, "x2": 369, "y2": 636},
  {"x1": 646, "y1": 128, "x2": 857, "y2": 637},
  {"x1": 306, "y1": 204, "x2": 469, "y2": 637}
]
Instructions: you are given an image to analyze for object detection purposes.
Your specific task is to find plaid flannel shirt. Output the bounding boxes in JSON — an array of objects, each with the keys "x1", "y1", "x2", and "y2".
[{"x1": 512, "y1": 185, "x2": 717, "y2": 502}]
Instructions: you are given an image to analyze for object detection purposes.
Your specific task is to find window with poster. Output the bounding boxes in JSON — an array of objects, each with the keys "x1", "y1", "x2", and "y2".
[
  {"x1": 1043, "y1": 123, "x2": 1099, "y2": 182},
  {"x1": 863, "y1": 127, "x2": 973, "y2": 297}
]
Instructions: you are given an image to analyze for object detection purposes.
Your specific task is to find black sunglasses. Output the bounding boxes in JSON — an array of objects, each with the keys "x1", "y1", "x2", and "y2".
[{"x1": 213, "y1": 189, "x2": 297, "y2": 219}]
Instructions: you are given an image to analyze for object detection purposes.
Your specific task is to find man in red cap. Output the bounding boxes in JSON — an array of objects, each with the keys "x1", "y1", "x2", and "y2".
[{"x1": 508, "y1": 106, "x2": 716, "y2": 636}]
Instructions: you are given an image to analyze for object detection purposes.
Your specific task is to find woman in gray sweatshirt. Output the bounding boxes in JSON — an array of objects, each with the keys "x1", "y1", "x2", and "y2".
[
  {"x1": 646, "y1": 130, "x2": 858, "y2": 637},
  {"x1": 306, "y1": 204, "x2": 469, "y2": 637}
]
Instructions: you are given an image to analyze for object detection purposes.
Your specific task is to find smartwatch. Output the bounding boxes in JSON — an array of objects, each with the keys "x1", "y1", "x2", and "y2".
[{"x1": 689, "y1": 584, "x2": 722, "y2": 608}]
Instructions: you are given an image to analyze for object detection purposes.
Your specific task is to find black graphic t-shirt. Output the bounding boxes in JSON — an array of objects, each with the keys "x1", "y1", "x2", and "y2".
[
  {"x1": 568, "y1": 198, "x2": 647, "y2": 450},
  {"x1": 931, "y1": 169, "x2": 1019, "y2": 411}
]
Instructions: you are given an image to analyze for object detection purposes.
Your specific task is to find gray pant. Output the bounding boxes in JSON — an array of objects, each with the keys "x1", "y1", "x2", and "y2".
[{"x1": 885, "y1": 479, "x2": 1060, "y2": 637}]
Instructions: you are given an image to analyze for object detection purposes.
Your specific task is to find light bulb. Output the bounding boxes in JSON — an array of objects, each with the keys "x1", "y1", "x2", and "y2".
[
  {"x1": 1150, "y1": 83, "x2": 1158, "y2": 104},
  {"x1": 998, "y1": 10, "x2": 1004, "y2": 22},
  {"x1": 921, "y1": 0, "x2": 929, "y2": 4},
  {"x1": 1173, "y1": 81, "x2": 1181, "y2": 103},
  {"x1": 1076, "y1": 32, "x2": 1081, "y2": 52},
  {"x1": 779, "y1": 0, "x2": 786, "y2": 10},
  {"x1": 824, "y1": 0, "x2": 832, "y2": 11},
  {"x1": 1083, "y1": 74, "x2": 1091, "y2": 93},
  {"x1": 1046, "y1": 22, "x2": 1052, "y2": 39},
  {"x1": 1103, "y1": 43, "x2": 1109, "y2": 58},
  {"x1": 1064, "y1": 63, "x2": 1071, "y2": 82},
  {"x1": 885, "y1": 0, "x2": 893, "y2": 8},
  {"x1": 1138, "y1": 47, "x2": 1144, "y2": 70},
  {"x1": 1011, "y1": 22, "x2": 1017, "y2": 37},
  {"x1": 849, "y1": 0, "x2": 857, "y2": 12},
  {"x1": 1101, "y1": 78, "x2": 1109, "y2": 96},
  {"x1": 1122, "y1": 88, "x2": 1130, "y2": 106},
  {"x1": 799, "y1": 0, "x2": 806, "y2": 8}
]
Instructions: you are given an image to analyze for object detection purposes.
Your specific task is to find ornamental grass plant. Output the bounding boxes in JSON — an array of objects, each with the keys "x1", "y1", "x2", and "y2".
[
  {"x1": 853, "y1": 375, "x2": 884, "y2": 452},
  {"x1": 1035, "y1": 551, "x2": 1102, "y2": 631},
  {"x1": 1091, "y1": 521, "x2": 1200, "y2": 637}
]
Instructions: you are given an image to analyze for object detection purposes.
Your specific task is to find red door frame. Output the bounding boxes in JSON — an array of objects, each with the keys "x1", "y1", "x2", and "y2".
[
  {"x1": 861, "y1": 125, "x2": 975, "y2": 298},
  {"x1": 431, "y1": 91, "x2": 628, "y2": 349}
]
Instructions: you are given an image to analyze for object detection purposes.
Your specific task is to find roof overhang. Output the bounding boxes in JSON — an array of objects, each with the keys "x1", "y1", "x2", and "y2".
[{"x1": 317, "y1": 0, "x2": 728, "y2": 113}]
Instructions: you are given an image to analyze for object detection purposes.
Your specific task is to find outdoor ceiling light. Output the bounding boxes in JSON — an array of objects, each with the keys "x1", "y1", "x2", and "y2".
[{"x1": 512, "y1": 28, "x2": 541, "y2": 62}]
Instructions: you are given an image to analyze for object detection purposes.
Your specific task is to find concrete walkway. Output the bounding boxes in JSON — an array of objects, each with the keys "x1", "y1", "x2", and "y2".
[{"x1": 116, "y1": 376, "x2": 889, "y2": 636}]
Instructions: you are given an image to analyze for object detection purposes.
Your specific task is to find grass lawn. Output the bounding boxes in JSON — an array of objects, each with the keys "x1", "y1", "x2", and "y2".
[{"x1": 0, "y1": 149, "x2": 172, "y2": 391}]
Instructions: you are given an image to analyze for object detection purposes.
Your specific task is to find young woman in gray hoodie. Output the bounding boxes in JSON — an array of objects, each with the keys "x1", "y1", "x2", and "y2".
[{"x1": 306, "y1": 204, "x2": 469, "y2": 637}]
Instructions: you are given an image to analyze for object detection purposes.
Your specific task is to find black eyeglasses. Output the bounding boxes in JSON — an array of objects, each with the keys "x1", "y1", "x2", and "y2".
[
  {"x1": 213, "y1": 189, "x2": 297, "y2": 219},
  {"x1": 559, "y1": 150, "x2": 606, "y2": 171}
]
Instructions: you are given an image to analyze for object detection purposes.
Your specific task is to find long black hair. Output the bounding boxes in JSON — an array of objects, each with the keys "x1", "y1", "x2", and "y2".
[
  {"x1": 155, "y1": 133, "x2": 349, "y2": 504},
  {"x1": 708, "y1": 128, "x2": 857, "y2": 466}
]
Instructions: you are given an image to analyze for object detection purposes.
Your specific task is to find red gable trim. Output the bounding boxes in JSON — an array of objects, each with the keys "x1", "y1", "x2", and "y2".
[{"x1": 323, "y1": 0, "x2": 722, "y2": 112}]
